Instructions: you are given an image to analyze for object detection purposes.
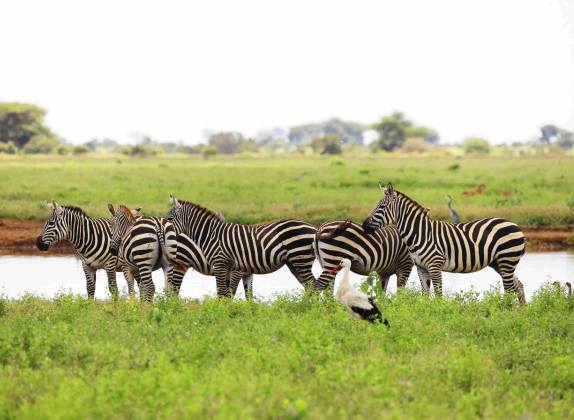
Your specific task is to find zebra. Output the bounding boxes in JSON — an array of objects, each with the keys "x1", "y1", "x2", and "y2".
[
  {"x1": 362, "y1": 183, "x2": 526, "y2": 303},
  {"x1": 108, "y1": 204, "x2": 178, "y2": 302},
  {"x1": 36, "y1": 202, "x2": 139, "y2": 299},
  {"x1": 108, "y1": 204, "x2": 252, "y2": 301},
  {"x1": 165, "y1": 195, "x2": 317, "y2": 297},
  {"x1": 313, "y1": 220, "x2": 414, "y2": 293}
]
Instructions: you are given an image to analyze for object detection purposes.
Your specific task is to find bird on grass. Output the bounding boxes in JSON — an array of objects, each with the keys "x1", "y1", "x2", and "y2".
[
  {"x1": 445, "y1": 194, "x2": 461, "y2": 224},
  {"x1": 330, "y1": 258, "x2": 390, "y2": 327}
]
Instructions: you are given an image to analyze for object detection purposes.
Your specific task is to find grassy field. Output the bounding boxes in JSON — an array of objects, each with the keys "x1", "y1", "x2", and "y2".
[
  {"x1": 0, "y1": 155, "x2": 573, "y2": 227},
  {"x1": 0, "y1": 288, "x2": 572, "y2": 418}
]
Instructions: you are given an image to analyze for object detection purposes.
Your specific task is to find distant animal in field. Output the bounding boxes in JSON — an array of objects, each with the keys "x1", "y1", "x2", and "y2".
[
  {"x1": 500, "y1": 189, "x2": 512, "y2": 198},
  {"x1": 331, "y1": 258, "x2": 390, "y2": 326},
  {"x1": 313, "y1": 220, "x2": 413, "y2": 293},
  {"x1": 461, "y1": 184, "x2": 486, "y2": 197},
  {"x1": 363, "y1": 183, "x2": 526, "y2": 304},
  {"x1": 36, "y1": 202, "x2": 140, "y2": 299},
  {"x1": 445, "y1": 194, "x2": 461, "y2": 223}
]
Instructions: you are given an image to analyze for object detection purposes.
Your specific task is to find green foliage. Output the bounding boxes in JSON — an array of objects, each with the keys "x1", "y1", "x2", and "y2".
[
  {"x1": 120, "y1": 145, "x2": 158, "y2": 158},
  {"x1": 0, "y1": 103, "x2": 59, "y2": 149},
  {"x1": 358, "y1": 271, "x2": 385, "y2": 300},
  {"x1": 0, "y1": 290, "x2": 572, "y2": 417},
  {"x1": 400, "y1": 137, "x2": 430, "y2": 153},
  {"x1": 0, "y1": 156, "x2": 573, "y2": 227},
  {"x1": 311, "y1": 134, "x2": 342, "y2": 155},
  {"x1": 22, "y1": 135, "x2": 61, "y2": 154},
  {"x1": 72, "y1": 145, "x2": 89, "y2": 155},
  {"x1": 202, "y1": 146, "x2": 217, "y2": 159},
  {"x1": 462, "y1": 137, "x2": 491, "y2": 154},
  {"x1": 0, "y1": 141, "x2": 17, "y2": 154},
  {"x1": 371, "y1": 111, "x2": 438, "y2": 151}
]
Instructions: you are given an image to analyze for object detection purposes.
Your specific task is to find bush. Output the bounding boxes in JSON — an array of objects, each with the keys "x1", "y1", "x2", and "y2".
[
  {"x1": 462, "y1": 137, "x2": 490, "y2": 154},
  {"x1": 55, "y1": 145, "x2": 70, "y2": 155},
  {"x1": 0, "y1": 141, "x2": 17, "y2": 154},
  {"x1": 400, "y1": 137, "x2": 430, "y2": 153},
  {"x1": 120, "y1": 145, "x2": 157, "y2": 158},
  {"x1": 311, "y1": 134, "x2": 342, "y2": 155},
  {"x1": 175, "y1": 145, "x2": 203, "y2": 155},
  {"x1": 202, "y1": 146, "x2": 217, "y2": 159},
  {"x1": 72, "y1": 145, "x2": 89, "y2": 155},
  {"x1": 22, "y1": 135, "x2": 60, "y2": 154}
]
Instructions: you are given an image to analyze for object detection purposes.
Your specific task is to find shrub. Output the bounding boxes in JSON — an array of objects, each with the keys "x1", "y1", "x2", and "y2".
[
  {"x1": 0, "y1": 141, "x2": 17, "y2": 154},
  {"x1": 22, "y1": 135, "x2": 60, "y2": 154},
  {"x1": 202, "y1": 146, "x2": 217, "y2": 159},
  {"x1": 462, "y1": 137, "x2": 490, "y2": 154},
  {"x1": 400, "y1": 137, "x2": 430, "y2": 153},
  {"x1": 72, "y1": 145, "x2": 90, "y2": 155}
]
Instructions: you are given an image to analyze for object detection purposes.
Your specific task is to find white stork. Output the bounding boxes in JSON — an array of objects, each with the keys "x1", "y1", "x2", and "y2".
[{"x1": 330, "y1": 258, "x2": 390, "y2": 327}]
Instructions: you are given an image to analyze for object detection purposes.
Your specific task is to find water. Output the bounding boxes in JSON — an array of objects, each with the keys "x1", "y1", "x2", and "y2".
[{"x1": 0, "y1": 252, "x2": 572, "y2": 301}]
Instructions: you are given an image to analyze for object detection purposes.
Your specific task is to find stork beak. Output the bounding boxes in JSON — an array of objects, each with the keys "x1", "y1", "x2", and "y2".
[{"x1": 329, "y1": 263, "x2": 343, "y2": 276}]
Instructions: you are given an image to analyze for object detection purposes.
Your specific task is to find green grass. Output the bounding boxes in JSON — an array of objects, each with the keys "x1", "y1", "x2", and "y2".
[
  {"x1": 0, "y1": 155, "x2": 573, "y2": 227},
  {"x1": 0, "y1": 288, "x2": 573, "y2": 418}
]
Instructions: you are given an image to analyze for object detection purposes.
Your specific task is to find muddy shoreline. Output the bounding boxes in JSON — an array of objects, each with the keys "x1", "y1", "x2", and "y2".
[{"x1": 0, "y1": 218, "x2": 571, "y2": 256}]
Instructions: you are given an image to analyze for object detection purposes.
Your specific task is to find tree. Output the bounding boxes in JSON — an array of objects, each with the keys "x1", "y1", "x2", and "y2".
[
  {"x1": 311, "y1": 134, "x2": 342, "y2": 155},
  {"x1": 371, "y1": 112, "x2": 413, "y2": 151},
  {"x1": 0, "y1": 103, "x2": 59, "y2": 149},
  {"x1": 400, "y1": 138, "x2": 430, "y2": 153},
  {"x1": 208, "y1": 132, "x2": 243, "y2": 154},
  {"x1": 539, "y1": 125, "x2": 558, "y2": 145},
  {"x1": 462, "y1": 137, "x2": 490, "y2": 154},
  {"x1": 556, "y1": 130, "x2": 574, "y2": 150},
  {"x1": 371, "y1": 112, "x2": 439, "y2": 151},
  {"x1": 288, "y1": 118, "x2": 366, "y2": 146},
  {"x1": 202, "y1": 146, "x2": 217, "y2": 159},
  {"x1": 22, "y1": 135, "x2": 61, "y2": 154}
]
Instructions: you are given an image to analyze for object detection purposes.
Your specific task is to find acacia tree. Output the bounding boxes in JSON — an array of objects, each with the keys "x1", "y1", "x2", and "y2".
[
  {"x1": 0, "y1": 103, "x2": 58, "y2": 149},
  {"x1": 371, "y1": 112, "x2": 438, "y2": 151}
]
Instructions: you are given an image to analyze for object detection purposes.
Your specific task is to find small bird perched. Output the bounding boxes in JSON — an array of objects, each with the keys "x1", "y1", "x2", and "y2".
[
  {"x1": 330, "y1": 258, "x2": 390, "y2": 327},
  {"x1": 445, "y1": 194, "x2": 461, "y2": 224}
]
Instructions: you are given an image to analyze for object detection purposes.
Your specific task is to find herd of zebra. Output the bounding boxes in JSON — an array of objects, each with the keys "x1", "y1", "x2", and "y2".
[{"x1": 35, "y1": 183, "x2": 527, "y2": 304}]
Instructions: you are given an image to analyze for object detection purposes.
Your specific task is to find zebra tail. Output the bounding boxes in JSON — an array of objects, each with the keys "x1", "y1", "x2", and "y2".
[{"x1": 157, "y1": 223, "x2": 186, "y2": 273}]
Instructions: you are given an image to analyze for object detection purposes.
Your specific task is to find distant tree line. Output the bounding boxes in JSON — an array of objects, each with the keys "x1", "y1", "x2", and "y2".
[{"x1": 1, "y1": 102, "x2": 572, "y2": 156}]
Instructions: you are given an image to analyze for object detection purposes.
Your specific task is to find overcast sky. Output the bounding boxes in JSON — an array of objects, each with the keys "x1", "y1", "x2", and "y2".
[{"x1": 1, "y1": 0, "x2": 573, "y2": 144}]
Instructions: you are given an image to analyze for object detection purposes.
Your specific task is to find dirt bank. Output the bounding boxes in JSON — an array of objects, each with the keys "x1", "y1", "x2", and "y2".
[{"x1": 0, "y1": 218, "x2": 571, "y2": 255}]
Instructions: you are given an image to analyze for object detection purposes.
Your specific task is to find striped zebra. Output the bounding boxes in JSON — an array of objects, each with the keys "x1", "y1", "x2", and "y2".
[
  {"x1": 108, "y1": 204, "x2": 252, "y2": 301},
  {"x1": 165, "y1": 195, "x2": 317, "y2": 297},
  {"x1": 313, "y1": 220, "x2": 414, "y2": 292},
  {"x1": 362, "y1": 183, "x2": 526, "y2": 303},
  {"x1": 36, "y1": 202, "x2": 139, "y2": 298},
  {"x1": 108, "y1": 204, "x2": 178, "y2": 302}
]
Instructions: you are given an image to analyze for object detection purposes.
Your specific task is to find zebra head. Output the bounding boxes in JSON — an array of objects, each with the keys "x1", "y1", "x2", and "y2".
[
  {"x1": 165, "y1": 194, "x2": 184, "y2": 230},
  {"x1": 108, "y1": 204, "x2": 138, "y2": 257},
  {"x1": 362, "y1": 182, "x2": 398, "y2": 234},
  {"x1": 36, "y1": 202, "x2": 68, "y2": 251}
]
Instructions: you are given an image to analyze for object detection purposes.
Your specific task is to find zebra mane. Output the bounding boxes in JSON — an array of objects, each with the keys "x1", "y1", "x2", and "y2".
[
  {"x1": 177, "y1": 199, "x2": 219, "y2": 220},
  {"x1": 395, "y1": 190, "x2": 430, "y2": 214},
  {"x1": 62, "y1": 205, "x2": 89, "y2": 218}
]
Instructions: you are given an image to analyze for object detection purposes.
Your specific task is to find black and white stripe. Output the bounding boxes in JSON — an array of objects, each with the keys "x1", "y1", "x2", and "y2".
[
  {"x1": 108, "y1": 204, "x2": 177, "y2": 302},
  {"x1": 362, "y1": 183, "x2": 526, "y2": 303},
  {"x1": 36, "y1": 202, "x2": 133, "y2": 298},
  {"x1": 313, "y1": 220, "x2": 413, "y2": 292},
  {"x1": 165, "y1": 195, "x2": 317, "y2": 297}
]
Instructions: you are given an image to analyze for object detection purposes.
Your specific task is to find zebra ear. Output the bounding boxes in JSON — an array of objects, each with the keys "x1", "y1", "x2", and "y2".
[
  {"x1": 215, "y1": 210, "x2": 225, "y2": 221},
  {"x1": 52, "y1": 201, "x2": 64, "y2": 216},
  {"x1": 381, "y1": 182, "x2": 394, "y2": 196},
  {"x1": 107, "y1": 203, "x2": 115, "y2": 216},
  {"x1": 170, "y1": 194, "x2": 181, "y2": 208},
  {"x1": 132, "y1": 207, "x2": 142, "y2": 217}
]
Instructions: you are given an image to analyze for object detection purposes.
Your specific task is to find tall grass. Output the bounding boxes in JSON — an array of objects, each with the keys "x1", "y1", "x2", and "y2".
[
  {"x1": 0, "y1": 287, "x2": 572, "y2": 418},
  {"x1": 0, "y1": 155, "x2": 573, "y2": 227}
]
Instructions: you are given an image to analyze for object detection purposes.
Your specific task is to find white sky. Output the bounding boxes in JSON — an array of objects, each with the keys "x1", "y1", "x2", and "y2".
[{"x1": 1, "y1": 0, "x2": 573, "y2": 145}]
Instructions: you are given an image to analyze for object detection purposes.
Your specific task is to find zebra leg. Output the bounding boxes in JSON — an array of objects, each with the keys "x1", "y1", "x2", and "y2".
[
  {"x1": 416, "y1": 266, "x2": 431, "y2": 294},
  {"x1": 499, "y1": 271, "x2": 526, "y2": 305},
  {"x1": 513, "y1": 276, "x2": 526, "y2": 305},
  {"x1": 428, "y1": 267, "x2": 443, "y2": 297},
  {"x1": 286, "y1": 261, "x2": 315, "y2": 291},
  {"x1": 213, "y1": 261, "x2": 231, "y2": 297},
  {"x1": 313, "y1": 269, "x2": 336, "y2": 293},
  {"x1": 138, "y1": 266, "x2": 155, "y2": 303},
  {"x1": 169, "y1": 266, "x2": 187, "y2": 296},
  {"x1": 105, "y1": 265, "x2": 119, "y2": 299},
  {"x1": 229, "y1": 271, "x2": 243, "y2": 297},
  {"x1": 242, "y1": 274, "x2": 253, "y2": 300},
  {"x1": 122, "y1": 267, "x2": 136, "y2": 298},
  {"x1": 379, "y1": 273, "x2": 391, "y2": 293},
  {"x1": 82, "y1": 263, "x2": 97, "y2": 300}
]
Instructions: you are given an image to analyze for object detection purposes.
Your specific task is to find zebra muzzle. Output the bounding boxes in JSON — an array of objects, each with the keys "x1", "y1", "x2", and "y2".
[{"x1": 36, "y1": 236, "x2": 49, "y2": 251}]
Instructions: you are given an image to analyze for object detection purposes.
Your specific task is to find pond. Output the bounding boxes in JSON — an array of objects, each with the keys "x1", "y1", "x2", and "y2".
[{"x1": 0, "y1": 252, "x2": 572, "y2": 301}]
